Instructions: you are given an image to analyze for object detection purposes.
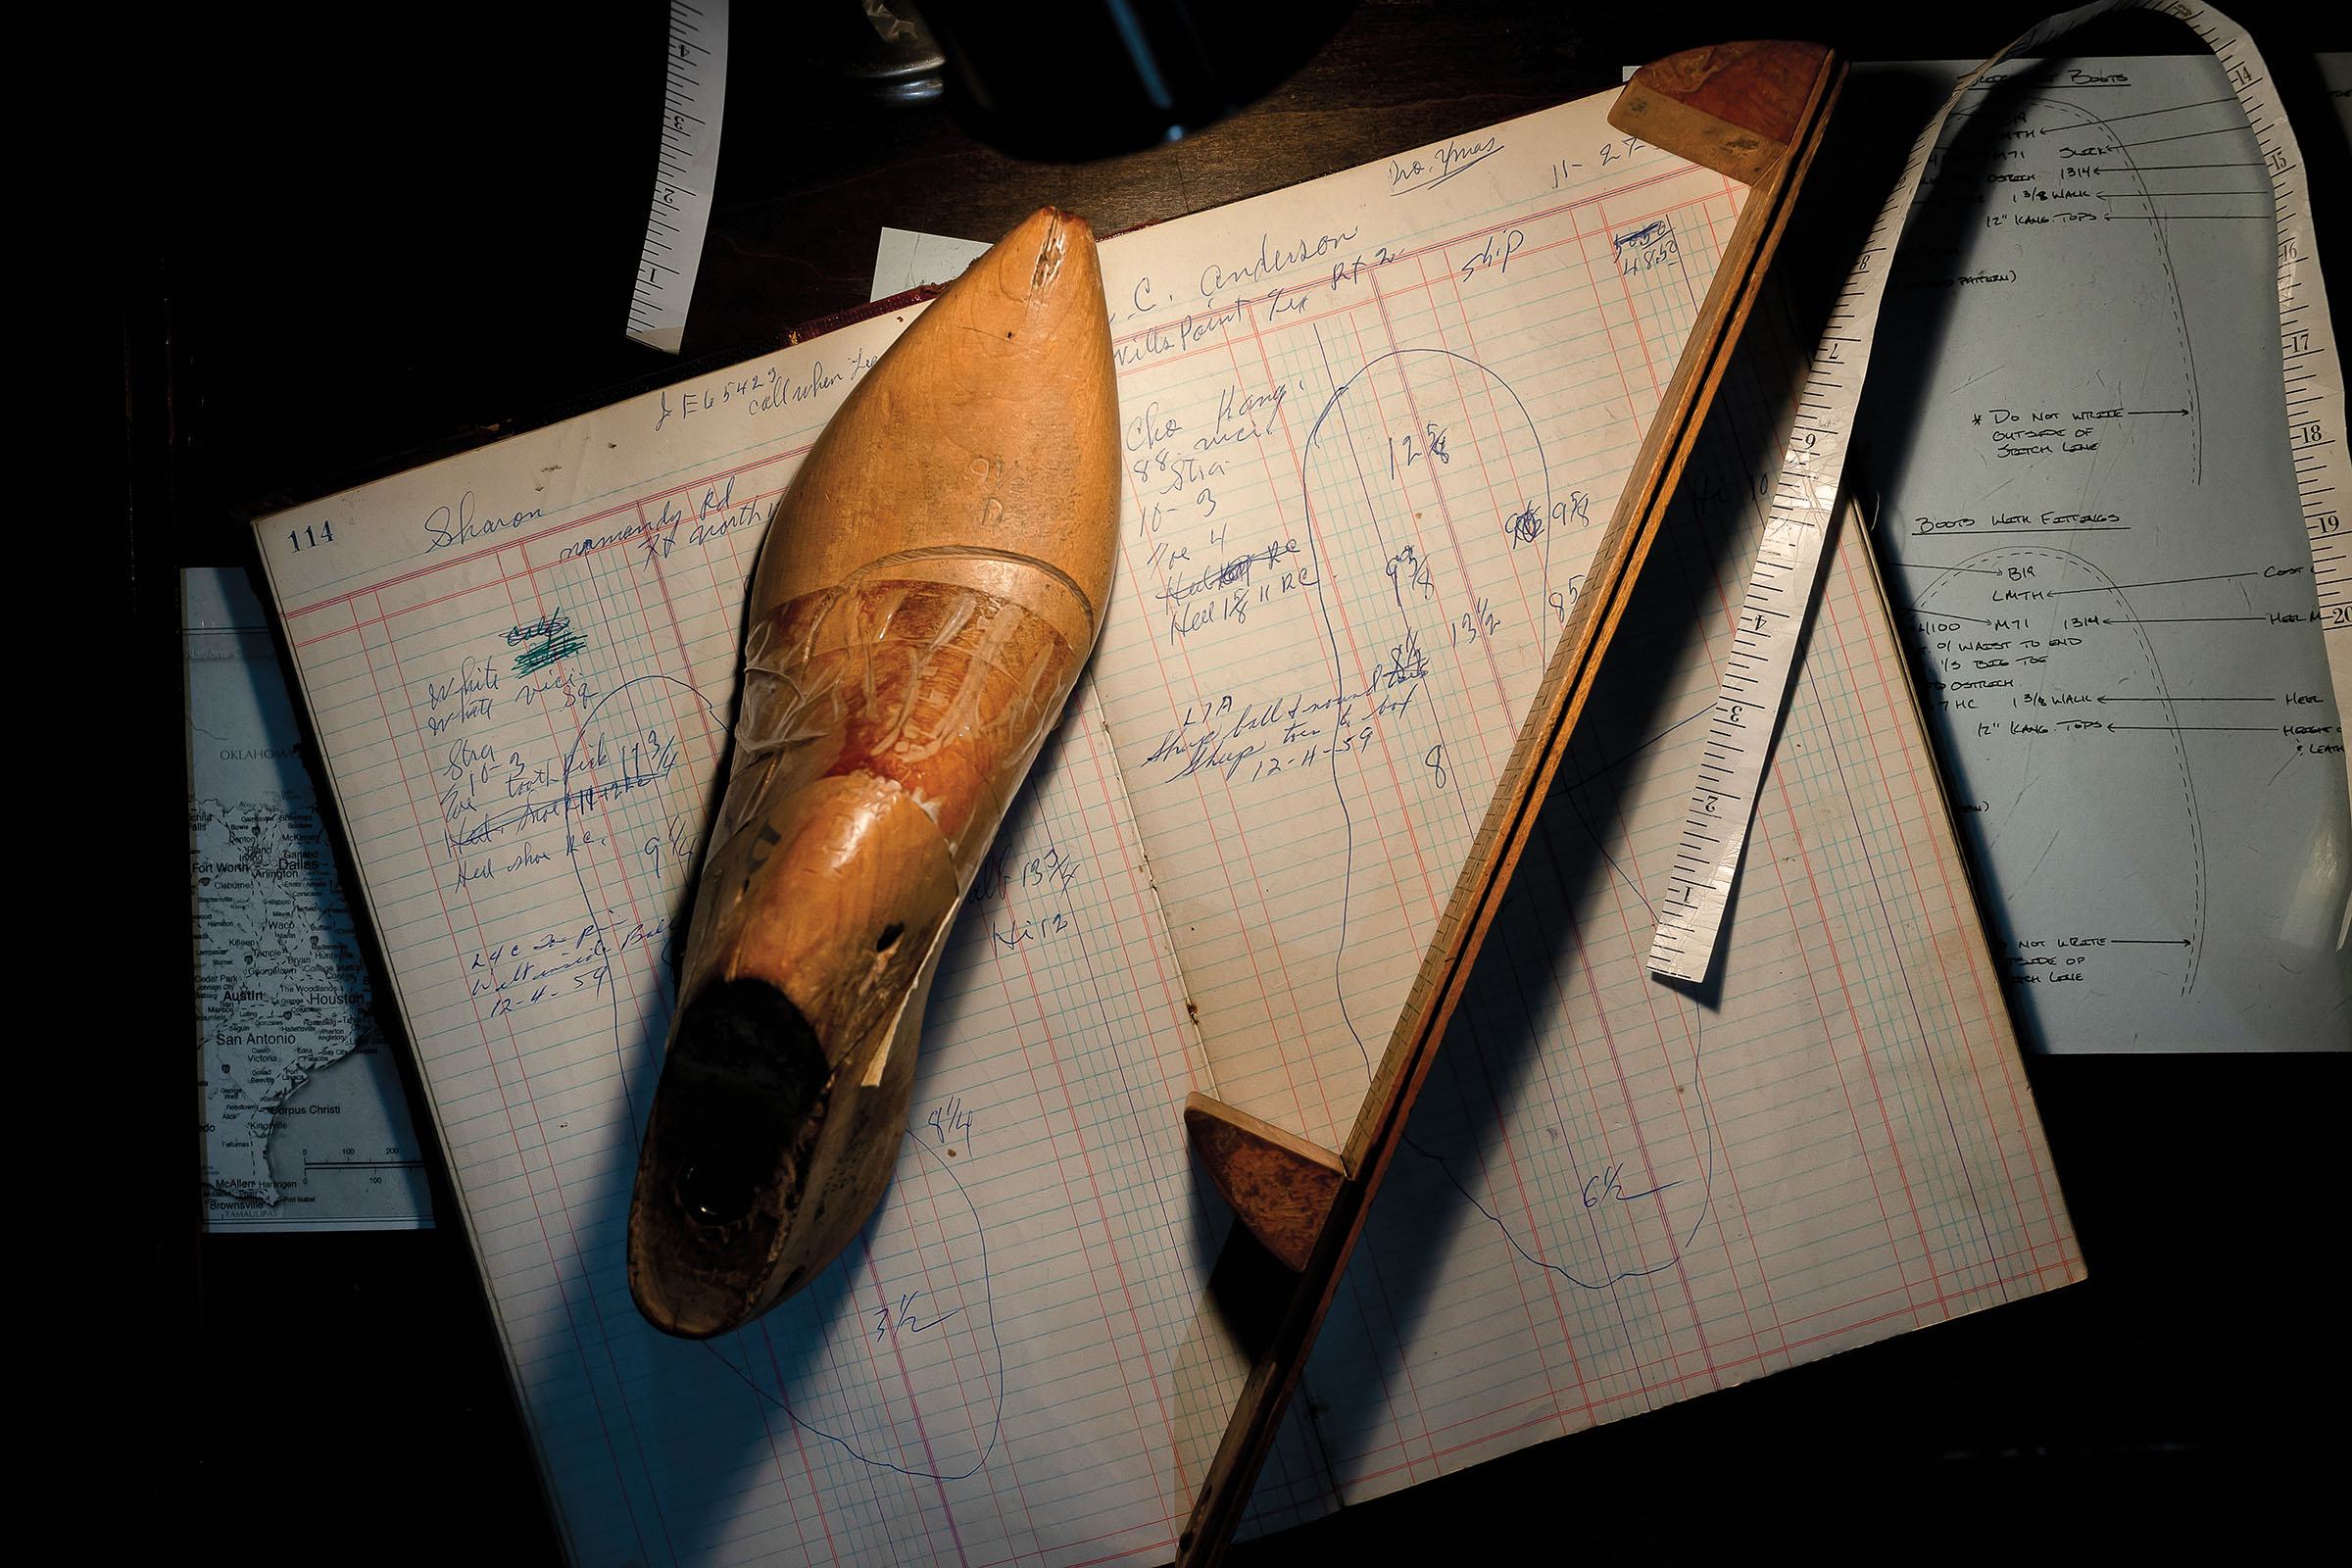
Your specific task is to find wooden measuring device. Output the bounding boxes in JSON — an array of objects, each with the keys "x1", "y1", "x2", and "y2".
[
  {"x1": 1645, "y1": 0, "x2": 2352, "y2": 980},
  {"x1": 1173, "y1": 39, "x2": 1845, "y2": 1564}
]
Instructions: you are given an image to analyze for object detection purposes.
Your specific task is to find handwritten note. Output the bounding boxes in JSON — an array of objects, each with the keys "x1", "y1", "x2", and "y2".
[
  {"x1": 1859, "y1": 56, "x2": 2352, "y2": 1050},
  {"x1": 1090, "y1": 117, "x2": 1746, "y2": 1150}
]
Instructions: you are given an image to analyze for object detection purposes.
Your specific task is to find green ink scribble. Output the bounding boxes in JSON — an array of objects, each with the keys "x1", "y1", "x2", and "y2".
[{"x1": 513, "y1": 633, "x2": 585, "y2": 676}]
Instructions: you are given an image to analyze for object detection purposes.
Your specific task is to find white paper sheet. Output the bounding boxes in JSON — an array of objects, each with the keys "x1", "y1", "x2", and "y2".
[{"x1": 1860, "y1": 56, "x2": 2352, "y2": 1050}]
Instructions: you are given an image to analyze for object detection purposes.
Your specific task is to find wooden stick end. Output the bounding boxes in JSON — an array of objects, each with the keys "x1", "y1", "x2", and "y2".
[
  {"x1": 1610, "y1": 40, "x2": 1837, "y2": 185},
  {"x1": 1183, "y1": 1093, "x2": 1346, "y2": 1272}
]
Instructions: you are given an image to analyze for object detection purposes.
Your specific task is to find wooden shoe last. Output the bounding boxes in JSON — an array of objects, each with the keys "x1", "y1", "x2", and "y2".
[{"x1": 629, "y1": 208, "x2": 1119, "y2": 1338}]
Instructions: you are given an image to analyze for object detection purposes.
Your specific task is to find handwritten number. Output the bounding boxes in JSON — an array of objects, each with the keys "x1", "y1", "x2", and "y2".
[{"x1": 873, "y1": 1289, "x2": 964, "y2": 1342}]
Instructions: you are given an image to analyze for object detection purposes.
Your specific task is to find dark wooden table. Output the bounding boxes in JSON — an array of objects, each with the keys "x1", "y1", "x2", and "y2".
[{"x1": 130, "y1": 2, "x2": 2348, "y2": 1559}]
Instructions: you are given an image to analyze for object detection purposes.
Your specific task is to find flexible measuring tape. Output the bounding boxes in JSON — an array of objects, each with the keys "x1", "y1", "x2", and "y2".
[
  {"x1": 1646, "y1": 0, "x2": 2351, "y2": 981},
  {"x1": 625, "y1": 0, "x2": 729, "y2": 354}
]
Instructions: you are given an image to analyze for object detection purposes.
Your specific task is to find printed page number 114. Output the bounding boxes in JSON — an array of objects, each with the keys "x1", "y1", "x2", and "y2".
[{"x1": 288, "y1": 521, "x2": 336, "y2": 552}]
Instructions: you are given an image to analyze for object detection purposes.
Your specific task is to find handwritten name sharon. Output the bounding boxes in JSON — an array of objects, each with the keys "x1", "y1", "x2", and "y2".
[{"x1": 423, "y1": 491, "x2": 544, "y2": 552}]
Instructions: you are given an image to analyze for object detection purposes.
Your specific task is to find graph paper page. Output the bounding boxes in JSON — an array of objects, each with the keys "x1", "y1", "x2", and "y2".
[
  {"x1": 1091, "y1": 104, "x2": 1752, "y2": 1151},
  {"x1": 259, "y1": 84, "x2": 2077, "y2": 1567},
  {"x1": 1270, "y1": 295, "x2": 2082, "y2": 1519},
  {"x1": 255, "y1": 293, "x2": 1303, "y2": 1566}
]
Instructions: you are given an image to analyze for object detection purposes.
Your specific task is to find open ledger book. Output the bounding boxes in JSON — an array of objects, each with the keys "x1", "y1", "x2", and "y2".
[{"x1": 257, "y1": 81, "x2": 2078, "y2": 1567}]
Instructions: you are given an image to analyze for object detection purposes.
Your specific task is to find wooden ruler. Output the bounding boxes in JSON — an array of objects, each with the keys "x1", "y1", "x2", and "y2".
[
  {"x1": 1646, "y1": 0, "x2": 2352, "y2": 980},
  {"x1": 1175, "y1": 40, "x2": 1845, "y2": 1565},
  {"x1": 625, "y1": 0, "x2": 729, "y2": 354}
]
